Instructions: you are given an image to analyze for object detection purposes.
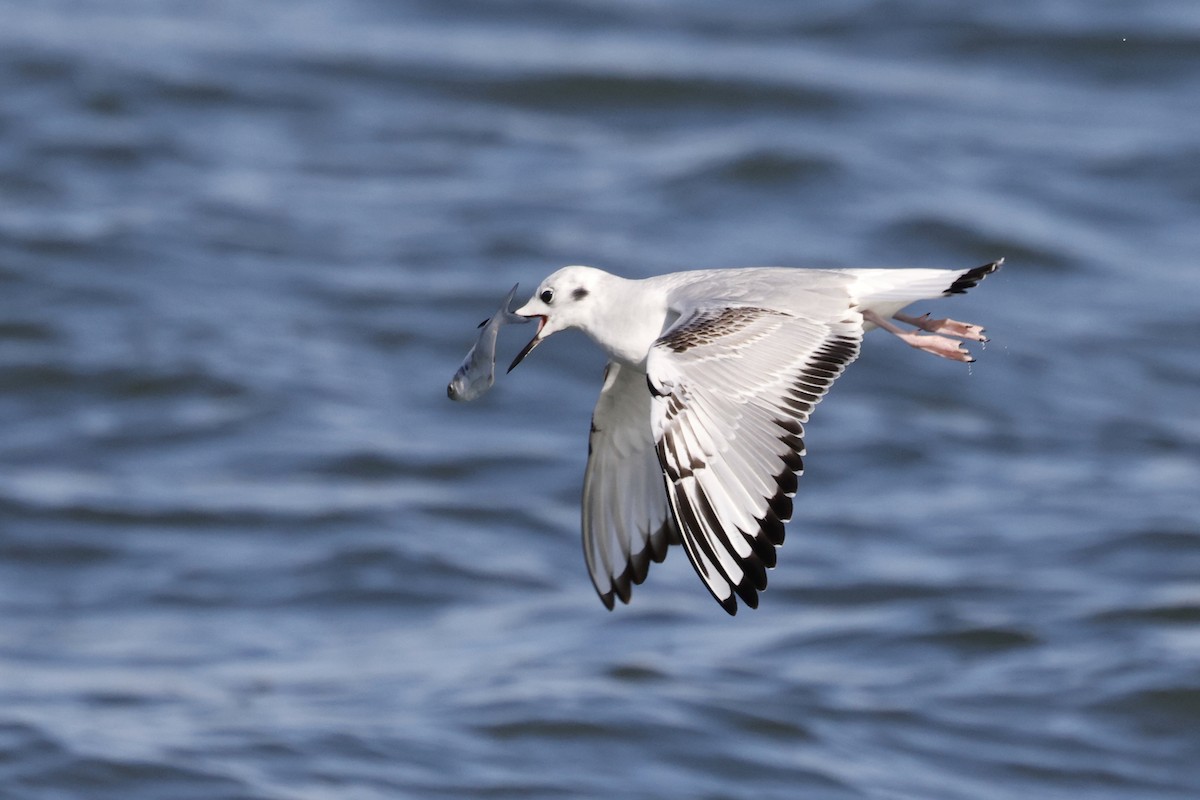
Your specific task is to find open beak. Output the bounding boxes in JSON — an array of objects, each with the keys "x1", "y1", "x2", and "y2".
[{"x1": 508, "y1": 315, "x2": 546, "y2": 373}]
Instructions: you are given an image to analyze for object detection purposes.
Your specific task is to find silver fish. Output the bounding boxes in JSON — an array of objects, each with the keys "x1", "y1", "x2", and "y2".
[{"x1": 447, "y1": 283, "x2": 529, "y2": 402}]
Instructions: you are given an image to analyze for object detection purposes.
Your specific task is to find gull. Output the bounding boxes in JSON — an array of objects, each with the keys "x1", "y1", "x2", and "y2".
[{"x1": 506, "y1": 260, "x2": 1002, "y2": 614}]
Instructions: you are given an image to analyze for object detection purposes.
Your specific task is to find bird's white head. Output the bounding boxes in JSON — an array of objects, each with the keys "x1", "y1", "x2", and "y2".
[{"x1": 508, "y1": 265, "x2": 609, "y2": 372}]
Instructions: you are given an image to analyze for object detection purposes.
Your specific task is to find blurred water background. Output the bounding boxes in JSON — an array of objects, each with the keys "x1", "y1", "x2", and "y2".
[{"x1": 2, "y1": 1, "x2": 1199, "y2": 798}]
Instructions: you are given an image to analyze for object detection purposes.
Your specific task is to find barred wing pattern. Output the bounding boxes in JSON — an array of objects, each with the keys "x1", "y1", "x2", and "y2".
[
  {"x1": 582, "y1": 362, "x2": 678, "y2": 608},
  {"x1": 646, "y1": 306, "x2": 863, "y2": 614}
]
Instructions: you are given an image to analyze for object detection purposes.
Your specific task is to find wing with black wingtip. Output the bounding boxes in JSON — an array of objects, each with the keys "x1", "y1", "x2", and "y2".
[
  {"x1": 646, "y1": 305, "x2": 862, "y2": 614},
  {"x1": 582, "y1": 361, "x2": 678, "y2": 609}
]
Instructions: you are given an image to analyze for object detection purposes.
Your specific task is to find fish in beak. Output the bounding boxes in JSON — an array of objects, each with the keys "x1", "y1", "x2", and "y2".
[{"x1": 446, "y1": 283, "x2": 529, "y2": 402}]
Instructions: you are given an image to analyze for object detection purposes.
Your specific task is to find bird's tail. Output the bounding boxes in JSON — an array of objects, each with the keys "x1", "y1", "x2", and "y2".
[
  {"x1": 852, "y1": 259, "x2": 1003, "y2": 307},
  {"x1": 946, "y1": 259, "x2": 1004, "y2": 295}
]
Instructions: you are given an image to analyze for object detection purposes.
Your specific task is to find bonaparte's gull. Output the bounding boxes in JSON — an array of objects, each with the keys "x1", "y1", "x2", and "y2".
[
  {"x1": 505, "y1": 260, "x2": 1002, "y2": 614},
  {"x1": 447, "y1": 284, "x2": 529, "y2": 402}
]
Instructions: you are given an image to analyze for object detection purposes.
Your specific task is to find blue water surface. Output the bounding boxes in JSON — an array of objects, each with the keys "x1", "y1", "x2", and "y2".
[{"x1": 1, "y1": 1, "x2": 1198, "y2": 798}]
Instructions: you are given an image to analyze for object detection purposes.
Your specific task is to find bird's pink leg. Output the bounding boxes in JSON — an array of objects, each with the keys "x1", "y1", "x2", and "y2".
[
  {"x1": 893, "y1": 311, "x2": 988, "y2": 342},
  {"x1": 862, "y1": 309, "x2": 976, "y2": 363}
]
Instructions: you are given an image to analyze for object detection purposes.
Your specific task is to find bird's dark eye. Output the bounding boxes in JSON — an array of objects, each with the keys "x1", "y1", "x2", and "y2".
[{"x1": 540, "y1": 289, "x2": 554, "y2": 304}]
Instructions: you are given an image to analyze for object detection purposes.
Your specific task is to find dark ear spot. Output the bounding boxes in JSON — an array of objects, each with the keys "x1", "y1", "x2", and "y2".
[{"x1": 572, "y1": 287, "x2": 589, "y2": 301}]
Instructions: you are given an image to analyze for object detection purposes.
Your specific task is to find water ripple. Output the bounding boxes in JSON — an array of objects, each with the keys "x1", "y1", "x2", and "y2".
[{"x1": 2, "y1": 0, "x2": 1199, "y2": 798}]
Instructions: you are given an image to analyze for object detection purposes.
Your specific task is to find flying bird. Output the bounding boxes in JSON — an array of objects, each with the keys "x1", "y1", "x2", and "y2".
[{"x1": 506, "y1": 260, "x2": 1001, "y2": 614}]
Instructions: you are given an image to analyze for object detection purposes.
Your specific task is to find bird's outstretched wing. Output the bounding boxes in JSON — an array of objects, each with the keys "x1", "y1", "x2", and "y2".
[
  {"x1": 582, "y1": 362, "x2": 678, "y2": 609},
  {"x1": 646, "y1": 305, "x2": 862, "y2": 614}
]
